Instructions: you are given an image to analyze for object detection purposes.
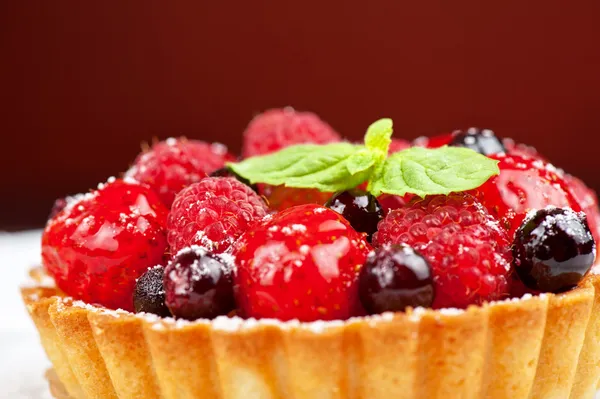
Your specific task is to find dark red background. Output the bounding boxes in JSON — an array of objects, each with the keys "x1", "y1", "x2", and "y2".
[{"x1": 2, "y1": 2, "x2": 600, "y2": 229}]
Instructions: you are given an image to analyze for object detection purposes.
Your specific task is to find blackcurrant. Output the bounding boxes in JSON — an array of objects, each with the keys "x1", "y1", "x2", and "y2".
[
  {"x1": 325, "y1": 189, "x2": 383, "y2": 241},
  {"x1": 513, "y1": 207, "x2": 596, "y2": 293},
  {"x1": 359, "y1": 244, "x2": 435, "y2": 313},
  {"x1": 164, "y1": 246, "x2": 235, "y2": 320}
]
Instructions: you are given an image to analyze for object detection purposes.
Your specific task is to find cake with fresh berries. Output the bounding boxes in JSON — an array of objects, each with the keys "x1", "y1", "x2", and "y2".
[{"x1": 21, "y1": 109, "x2": 600, "y2": 399}]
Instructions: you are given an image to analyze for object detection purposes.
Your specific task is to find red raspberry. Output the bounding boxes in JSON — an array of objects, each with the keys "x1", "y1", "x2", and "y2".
[
  {"x1": 388, "y1": 138, "x2": 411, "y2": 154},
  {"x1": 261, "y1": 184, "x2": 333, "y2": 211},
  {"x1": 42, "y1": 179, "x2": 169, "y2": 311},
  {"x1": 469, "y1": 154, "x2": 582, "y2": 239},
  {"x1": 373, "y1": 193, "x2": 512, "y2": 309},
  {"x1": 502, "y1": 138, "x2": 547, "y2": 162},
  {"x1": 242, "y1": 108, "x2": 341, "y2": 158},
  {"x1": 233, "y1": 204, "x2": 371, "y2": 321},
  {"x1": 167, "y1": 177, "x2": 268, "y2": 254},
  {"x1": 126, "y1": 138, "x2": 236, "y2": 207}
]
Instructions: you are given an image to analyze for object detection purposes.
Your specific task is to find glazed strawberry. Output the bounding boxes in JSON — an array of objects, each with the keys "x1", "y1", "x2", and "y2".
[
  {"x1": 242, "y1": 108, "x2": 341, "y2": 158},
  {"x1": 42, "y1": 178, "x2": 169, "y2": 311},
  {"x1": 261, "y1": 184, "x2": 332, "y2": 211},
  {"x1": 126, "y1": 138, "x2": 236, "y2": 207},
  {"x1": 373, "y1": 193, "x2": 512, "y2": 309},
  {"x1": 565, "y1": 174, "x2": 600, "y2": 244},
  {"x1": 469, "y1": 154, "x2": 582, "y2": 239},
  {"x1": 232, "y1": 204, "x2": 371, "y2": 321},
  {"x1": 167, "y1": 177, "x2": 268, "y2": 254}
]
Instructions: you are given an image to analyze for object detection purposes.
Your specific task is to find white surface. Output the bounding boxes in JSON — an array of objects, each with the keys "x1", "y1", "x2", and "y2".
[
  {"x1": 0, "y1": 230, "x2": 52, "y2": 399},
  {"x1": 1, "y1": 230, "x2": 599, "y2": 399}
]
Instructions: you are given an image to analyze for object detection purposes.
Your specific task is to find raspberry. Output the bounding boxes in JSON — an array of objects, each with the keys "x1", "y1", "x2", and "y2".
[
  {"x1": 388, "y1": 138, "x2": 411, "y2": 154},
  {"x1": 232, "y1": 204, "x2": 371, "y2": 321},
  {"x1": 262, "y1": 184, "x2": 333, "y2": 211},
  {"x1": 42, "y1": 179, "x2": 169, "y2": 311},
  {"x1": 126, "y1": 138, "x2": 236, "y2": 207},
  {"x1": 373, "y1": 193, "x2": 512, "y2": 309},
  {"x1": 469, "y1": 154, "x2": 582, "y2": 239},
  {"x1": 167, "y1": 177, "x2": 268, "y2": 254},
  {"x1": 242, "y1": 108, "x2": 341, "y2": 158}
]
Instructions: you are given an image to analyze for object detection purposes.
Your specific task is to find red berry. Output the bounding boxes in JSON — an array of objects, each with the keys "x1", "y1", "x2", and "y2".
[
  {"x1": 565, "y1": 174, "x2": 600, "y2": 245},
  {"x1": 388, "y1": 138, "x2": 411, "y2": 154},
  {"x1": 242, "y1": 108, "x2": 341, "y2": 158},
  {"x1": 262, "y1": 184, "x2": 333, "y2": 212},
  {"x1": 126, "y1": 138, "x2": 236, "y2": 207},
  {"x1": 469, "y1": 154, "x2": 582, "y2": 239},
  {"x1": 373, "y1": 193, "x2": 512, "y2": 309},
  {"x1": 502, "y1": 138, "x2": 547, "y2": 162},
  {"x1": 42, "y1": 179, "x2": 169, "y2": 311},
  {"x1": 167, "y1": 177, "x2": 268, "y2": 254},
  {"x1": 232, "y1": 204, "x2": 371, "y2": 321}
]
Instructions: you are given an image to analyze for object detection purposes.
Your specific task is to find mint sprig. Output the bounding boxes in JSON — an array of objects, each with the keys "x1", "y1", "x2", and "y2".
[{"x1": 228, "y1": 119, "x2": 500, "y2": 197}]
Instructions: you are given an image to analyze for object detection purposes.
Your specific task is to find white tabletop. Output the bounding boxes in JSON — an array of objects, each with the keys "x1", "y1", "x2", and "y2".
[
  {"x1": 0, "y1": 230, "x2": 52, "y2": 399},
  {"x1": 1, "y1": 230, "x2": 599, "y2": 399}
]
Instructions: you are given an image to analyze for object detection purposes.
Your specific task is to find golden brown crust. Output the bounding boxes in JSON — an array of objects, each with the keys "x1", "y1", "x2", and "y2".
[{"x1": 22, "y1": 270, "x2": 600, "y2": 399}]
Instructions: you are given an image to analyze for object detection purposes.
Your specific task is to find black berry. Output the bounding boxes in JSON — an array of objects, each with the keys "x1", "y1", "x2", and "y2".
[
  {"x1": 513, "y1": 207, "x2": 596, "y2": 293},
  {"x1": 325, "y1": 189, "x2": 384, "y2": 241},
  {"x1": 449, "y1": 128, "x2": 505, "y2": 156},
  {"x1": 133, "y1": 266, "x2": 171, "y2": 317},
  {"x1": 164, "y1": 246, "x2": 235, "y2": 320},
  {"x1": 359, "y1": 244, "x2": 434, "y2": 313},
  {"x1": 210, "y1": 167, "x2": 258, "y2": 192}
]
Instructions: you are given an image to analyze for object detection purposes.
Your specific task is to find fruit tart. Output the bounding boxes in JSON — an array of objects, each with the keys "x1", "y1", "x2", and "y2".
[{"x1": 22, "y1": 110, "x2": 600, "y2": 399}]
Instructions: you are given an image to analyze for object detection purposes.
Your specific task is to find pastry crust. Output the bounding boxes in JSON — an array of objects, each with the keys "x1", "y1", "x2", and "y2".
[{"x1": 22, "y1": 270, "x2": 600, "y2": 399}]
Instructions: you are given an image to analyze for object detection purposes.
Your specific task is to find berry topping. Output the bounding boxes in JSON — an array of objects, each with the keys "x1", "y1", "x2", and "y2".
[
  {"x1": 359, "y1": 244, "x2": 434, "y2": 314},
  {"x1": 164, "y1": 246, "x2": 235, "y2": 320},
  {"x1": 325, "y1": 189, "x2": 383, "y2": 241},
  {"x1": 513, "y1": 207, "x2": 595, "y2": 293},
  {"x1": 449, "y1": 128, "x2": 506, "y2": 155},
  {"x1": 48, "y1": 197, "x2": 68, "y2": 220},
  {"x1": 242, "y1": 108, "x2": 341, "y2": 158},
  {"x1": 565, "y1": 174, "x2": 600, "y2": 245},
  {"x1": 261, "y1": 185, "x2": 333, "y2": 212},
  {"x1": 126, "y1": 138, "x2": 236, "y2": 207},
  {"x1": 233, "y1": 204, "x2": 371, "y2": 321},
  {"x1": 133, "y1": 265, "x2": 171, "y2": 317},
  {"x1": 42, "y1": 179, "x2": 169, "y2": 311},
  {"x1": 415, "y1": 128, "x2": 505, "y2": 156},
  {"x1": 388, "y1": 138, "x2": 411, "y2": 154},
  {"x1": 470, "y1": 154, "x2": 582, "y2": 239},
  {"x1": 209, "y1": 167, "x2": 258, "y2": 192},
  {"x1": 373, "y1": 193, "x2": 512, "y2": 309},
  {"x1": 167, "y1": 177, "x2": 268, "y2": 254}
]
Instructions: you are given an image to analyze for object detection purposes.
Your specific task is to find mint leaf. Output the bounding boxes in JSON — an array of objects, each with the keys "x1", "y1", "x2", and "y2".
[
  {"x1": 346, "y1": 150, "x2": 375, "y2": 175},
  {"x1": 368, "y1": 146, "x2": 500, "y2": 197},
  {"x1": 228, "y1": 142, "x2": 371, "y2": 192},
  {"x1": 364, "y1": 118, "x2": 393, "y2": 155}
]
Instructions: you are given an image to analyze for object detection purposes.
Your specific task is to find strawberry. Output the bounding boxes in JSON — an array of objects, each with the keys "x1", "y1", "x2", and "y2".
[
  {"x1": 469, "y1": 154, "x2": 582, "y2": 239},
  {"x1": 232, "y1": 204, "x2": 371, "y2": 321},
  {"x1": 42, "y1": 178, "x2": 169, "y2": 311},
  {"x1": 261, "y1": 184, "x2": 333, "y2": 212}
]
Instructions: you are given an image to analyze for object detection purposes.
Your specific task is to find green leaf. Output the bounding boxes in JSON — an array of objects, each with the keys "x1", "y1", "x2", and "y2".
[
  {"x1": 228, "y1": 142, "x2": 371, "y2": 192},
  {"x1": 368, "y1": 146, "x2": 500, "y2": 197},
  {"x1": 346, "y1": 150, "x2": 376, "y2": 175},
  {"x1": 364, "y1": 118, "x2": 393, "y2": 155}
]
